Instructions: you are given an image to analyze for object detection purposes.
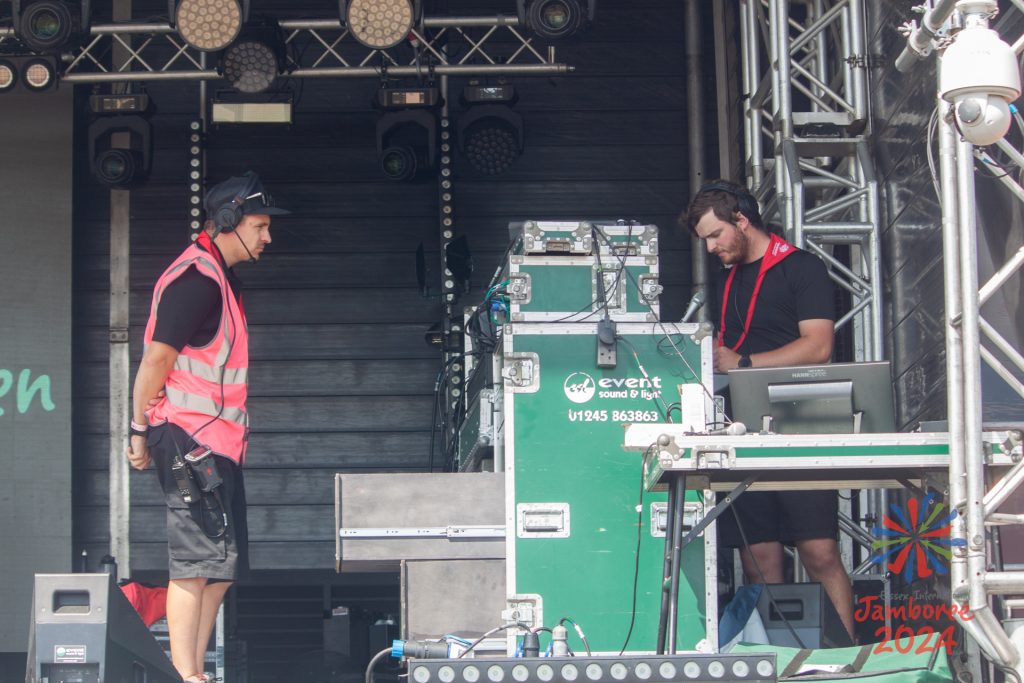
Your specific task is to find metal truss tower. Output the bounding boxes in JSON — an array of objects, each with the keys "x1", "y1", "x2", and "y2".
[
  {"x1": 899, "y1": 0, "x2": 1024, "y2": 676},
  {"x1": 741, "y1": 0, "x2": 882, "y2": 363}
]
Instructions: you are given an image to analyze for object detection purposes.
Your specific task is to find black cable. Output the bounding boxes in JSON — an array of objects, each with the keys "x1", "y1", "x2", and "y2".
[
  {"x1": 456, "y1": 622, "x2": 532, "y2": 658},
  {"x1": 617, "y1": 335, "x2": 672, "y2": 422},
  {"x1": 557, "y1": 618, "x2": 591, "y2": 657},
  {"x1": 619, "y1": 445, "x2": 655, "y2": 655},
  {"x1": 588, "y1": 228, "x2": 720, "y2": 419},
  {"x1": 364, "y1": 647, "x2": 393, "y2": 683},
  {"x1": 729, "y1": 505, "x2": 808, "y2": 650}
]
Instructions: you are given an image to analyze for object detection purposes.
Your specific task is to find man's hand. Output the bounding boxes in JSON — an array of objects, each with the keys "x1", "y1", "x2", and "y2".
[
  {"x1": 714, "y1": 344, "x2": 742, "y2": 373},
  {"x1": 127, "y1": 434, "x2": 151, "y2": 471},
  {"x1": 146, "y1": 389, "x2": 165, "y2": 410}
]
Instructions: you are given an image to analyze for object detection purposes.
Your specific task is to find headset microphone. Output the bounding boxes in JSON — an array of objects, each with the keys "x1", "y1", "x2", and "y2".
[{"x1": 235, "y1": 231, "x2": 257, "y2": 264}]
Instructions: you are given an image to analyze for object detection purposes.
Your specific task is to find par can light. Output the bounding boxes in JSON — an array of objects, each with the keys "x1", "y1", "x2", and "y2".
[
  {"x1": 222, "y1": 39, "x2": 279, "y2": 93},
  {"x1": 342, "y1": 0, "x2": 416, "y2": 49},
  {"x1": 174, "y1": 0, "x2": 243, "y2": 52},
  {"x1": 0, "y1": 60, "x2": 18, "y2": 93},
  {"x1": 22, "y1": 57, "x2": 56, "y2": 91}
]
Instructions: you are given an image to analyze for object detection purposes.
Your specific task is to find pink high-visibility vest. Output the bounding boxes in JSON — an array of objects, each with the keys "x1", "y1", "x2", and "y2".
[{"x1": 144, "y1": 239, "x2": 249, "y2": 464}]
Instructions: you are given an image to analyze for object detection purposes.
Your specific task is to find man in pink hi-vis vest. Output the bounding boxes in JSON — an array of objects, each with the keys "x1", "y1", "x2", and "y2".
[{"x1": 126, "y1": 171, "x2": 288, "y2": 682}]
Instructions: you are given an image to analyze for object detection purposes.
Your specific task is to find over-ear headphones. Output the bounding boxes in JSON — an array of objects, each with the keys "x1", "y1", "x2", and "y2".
[
  {"x1": 212, "y1": 171, "x2": 259, "y2": 236},
  {"x1": 698, "y1": 181, "x2": 762, "y2": 224}
]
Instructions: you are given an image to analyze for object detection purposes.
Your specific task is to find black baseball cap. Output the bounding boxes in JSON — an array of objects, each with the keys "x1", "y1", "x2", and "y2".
[{"x1": 204, "y1": 171, "x2": 290, "y2": 219}]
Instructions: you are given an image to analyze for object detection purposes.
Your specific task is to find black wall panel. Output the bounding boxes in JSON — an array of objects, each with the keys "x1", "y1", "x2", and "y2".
[{"x1": 71, "y1": 1, "x2": 702, "y2": 585}]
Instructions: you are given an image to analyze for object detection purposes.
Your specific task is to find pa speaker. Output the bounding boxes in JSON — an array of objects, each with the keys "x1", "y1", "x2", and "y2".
[
  {"x1": 26, "y1": 573, "x2": 180, "y2": 683},
  {"x1": 755, "y1": 582, "x2": 853, "y2": 649}
]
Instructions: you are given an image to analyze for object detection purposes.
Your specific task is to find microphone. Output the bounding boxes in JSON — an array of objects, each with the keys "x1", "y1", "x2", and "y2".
[
  {"x1": 707, "y1": 422, "x2": 747, "y2": 436},
  {"x1": 680, "y1": 291, "x2": 706, "y2": 323},
  {"x1": 235, "y1": 231, "x2": 257, "y2": 264}
]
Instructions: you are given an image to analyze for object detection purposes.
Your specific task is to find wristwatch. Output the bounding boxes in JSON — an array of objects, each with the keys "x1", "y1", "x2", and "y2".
[{"x1": 738, "y1": 354, "x2": 752, "y2": 368}]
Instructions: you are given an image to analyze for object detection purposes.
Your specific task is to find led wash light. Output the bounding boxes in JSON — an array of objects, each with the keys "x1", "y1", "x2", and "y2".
[
  {"x1": 458, "y1": 83, "x2": 523, "y2": 176},
  {"x1": 174, "y1": 0, "x2": 243, "y2": 52},
  {"x1": 342, "y1": 0, "x2": 416, "y2": 49},
  {"x1": 223, "y1": 40, "x2": 278, "y2": 93}
]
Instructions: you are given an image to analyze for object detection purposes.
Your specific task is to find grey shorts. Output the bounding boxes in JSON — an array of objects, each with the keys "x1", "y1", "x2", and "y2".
[{"x1": 149, "y1": 423, "x2": 249, "y2": 582}]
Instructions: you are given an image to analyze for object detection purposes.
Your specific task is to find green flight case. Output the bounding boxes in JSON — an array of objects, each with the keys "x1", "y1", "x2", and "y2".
[
  {"x1": 505, "y1": 255, "x2": 661, "y2": 323},
  {"x1": 513, "y1": 220, "x2": 659, "y2": 258},
  {"x1": 501, "y1": 321, "x2": 715, "y2": 653}
]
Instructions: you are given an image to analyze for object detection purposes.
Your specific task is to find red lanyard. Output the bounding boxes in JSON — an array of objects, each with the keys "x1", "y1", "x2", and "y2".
[{"x1": 718, "y1": 233, "x2": 796, "y2": 351}]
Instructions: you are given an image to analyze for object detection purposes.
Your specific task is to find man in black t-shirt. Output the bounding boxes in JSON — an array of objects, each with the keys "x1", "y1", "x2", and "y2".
[{"x1": 681, "y1": 180, "x2": 855, "y2": 639}]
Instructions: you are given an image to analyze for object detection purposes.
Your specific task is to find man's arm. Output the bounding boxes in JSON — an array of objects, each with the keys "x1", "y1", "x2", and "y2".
[
  {"x1": 126, "y1": 341, "x2": 179, "y2": 471},
  {"x1": 714, "y1": 318, "x2": 834, "y2": 372}
]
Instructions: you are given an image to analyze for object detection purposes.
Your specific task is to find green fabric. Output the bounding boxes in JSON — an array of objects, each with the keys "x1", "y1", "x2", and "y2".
[{"x1": 729, "y1": 639, "x2": 953, "y2": 682}]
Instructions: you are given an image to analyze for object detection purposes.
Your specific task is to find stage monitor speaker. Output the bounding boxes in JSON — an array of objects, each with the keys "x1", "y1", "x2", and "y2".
[
  {"x1": 755, "y1": 582, "x2": 852, "y2": 649},
  {"x1": 26, "y1": 573, "x2": 180, "y2": 683}
]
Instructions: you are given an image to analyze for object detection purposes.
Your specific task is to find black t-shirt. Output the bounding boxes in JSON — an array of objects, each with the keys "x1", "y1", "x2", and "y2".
[
  {"x1": 151, "y1": 246, "x2": 242, "y2": 351},
  {"x1": 711, "y1": 249, "x2": 834, "y2": 355}
]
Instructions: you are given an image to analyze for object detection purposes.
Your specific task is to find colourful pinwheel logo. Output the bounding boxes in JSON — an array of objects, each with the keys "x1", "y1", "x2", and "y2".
[{"x1": 871, "y1": 493, "x2": 966, "y2": 582}]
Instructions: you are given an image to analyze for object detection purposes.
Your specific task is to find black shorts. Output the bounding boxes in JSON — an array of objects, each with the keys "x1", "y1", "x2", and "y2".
[
  {"x1": 715, "y1": 490, "x2": 839, "y2": 547},
  {"x1": 149, "y1": 423, "x2": 249, "y2": 582}
]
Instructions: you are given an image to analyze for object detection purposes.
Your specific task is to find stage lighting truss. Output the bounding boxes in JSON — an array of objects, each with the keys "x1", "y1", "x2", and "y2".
[{"x1": 23, "y1": 13, "x2": 571, "y2": 84}]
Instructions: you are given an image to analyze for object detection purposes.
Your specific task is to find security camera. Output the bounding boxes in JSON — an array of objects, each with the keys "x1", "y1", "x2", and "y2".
[{"x1": 940, "y1": 21, "x2": 1021, "y2": 146}]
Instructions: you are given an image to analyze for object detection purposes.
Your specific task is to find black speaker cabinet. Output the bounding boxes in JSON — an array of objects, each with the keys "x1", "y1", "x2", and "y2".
[
  {"x1": 26, "y1": 573, "x2": 180, "y2": 683},
  {"x1": 755, "y1": 582, "x2": 853, "y2": 649}
]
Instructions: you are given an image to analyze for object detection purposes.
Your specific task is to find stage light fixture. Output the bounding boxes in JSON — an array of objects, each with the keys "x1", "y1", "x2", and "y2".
[
  {"x1": 12, "y1": 0, "x2": 90, "y2": 54},
  {"x1": 221, "y1": 22, "x2": 283, "y2": 94},
  {"x1": 88, "y1": 114, "x2": 152, "y2": 188},
  {"x1": 340, "y1": 0, "x2": 419, "y2": 49},
  {"x1": 457, "y1": 83, "x2": 523, "y2": 176},
  {"x1": 22, "y1": 57, "x2": 56, "y2": 91},
  {"x1": 375, "y1": 85, "x2": 440, "y2": 181},
  {"x1": 377, "y1": 108, "x2": 438, "y2": 181},
  {"x1": 515, "y1": 0, "x2": 594, "y2": 40},
  {"x1": 0, "y1": 60, "x2": 17, "y2": 93},
  {"x1": 171, "y1": 0, "x2": 246, "y2": 52}
]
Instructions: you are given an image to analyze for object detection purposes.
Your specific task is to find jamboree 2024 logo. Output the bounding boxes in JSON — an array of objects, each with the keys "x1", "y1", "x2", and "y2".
[{"x1": 860, "y1": 494, "x2": 971, "y2": 654}]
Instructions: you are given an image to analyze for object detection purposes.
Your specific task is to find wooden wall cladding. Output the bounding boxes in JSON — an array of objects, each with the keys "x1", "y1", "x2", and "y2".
[{"x1": 72, "y1": 0, "x2": 712, "y2": 575}]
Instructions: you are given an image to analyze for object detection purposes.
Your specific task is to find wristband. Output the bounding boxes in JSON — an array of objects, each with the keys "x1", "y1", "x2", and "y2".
[{"x1": 130, "y1": 419, "x2": 148, "y2": 438}]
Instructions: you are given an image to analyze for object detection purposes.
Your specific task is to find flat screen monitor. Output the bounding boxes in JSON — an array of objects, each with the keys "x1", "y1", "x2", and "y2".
[{"x1": 727, "y1": 361, "x2": 895, "y2": 435}]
